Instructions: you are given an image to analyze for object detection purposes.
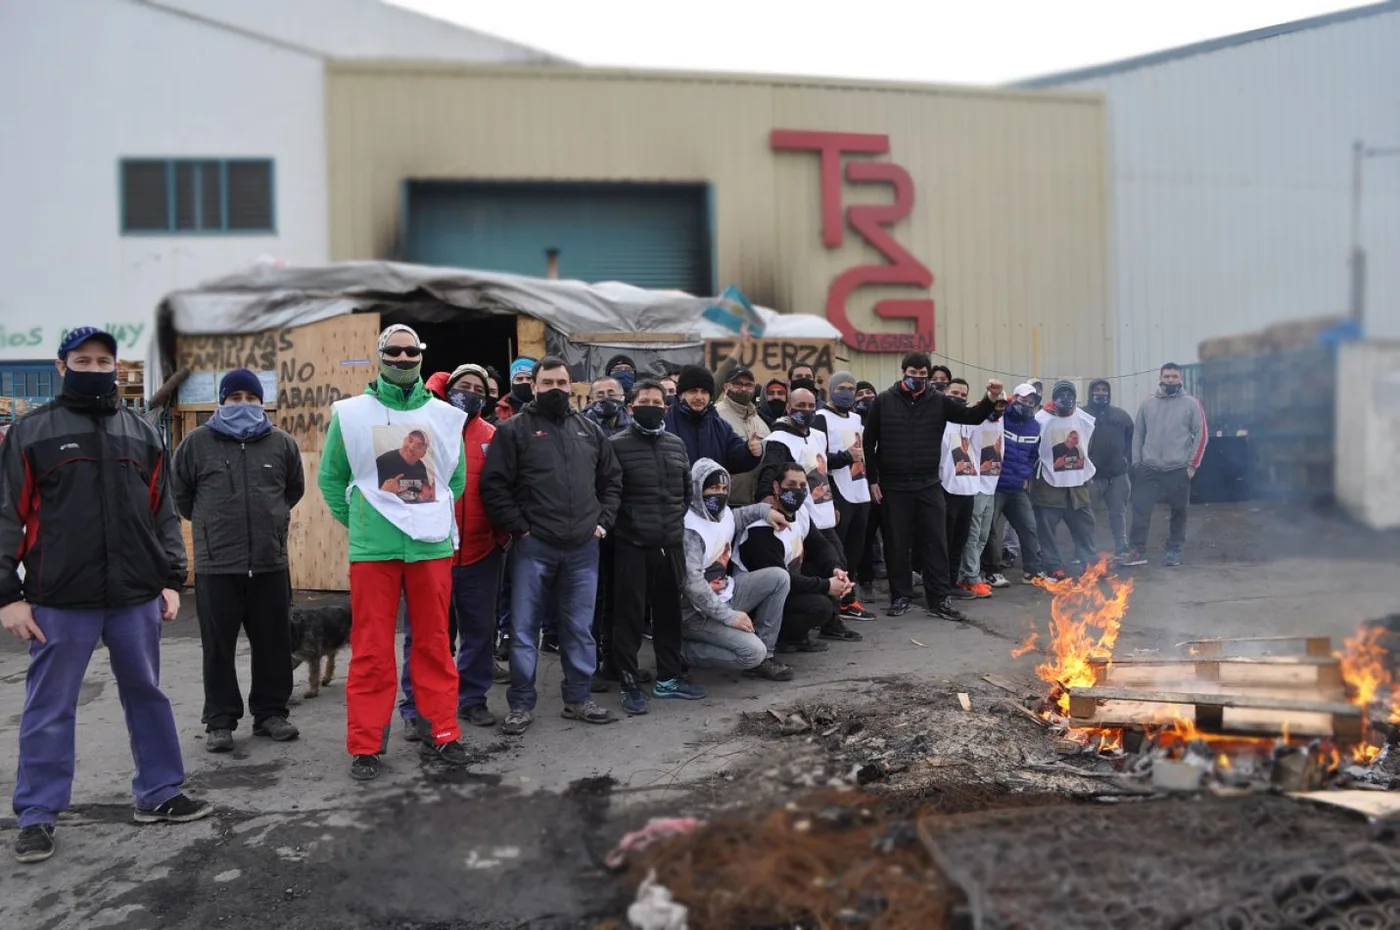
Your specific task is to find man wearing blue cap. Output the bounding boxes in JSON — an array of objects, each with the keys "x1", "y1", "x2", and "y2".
[
  {"x1": 495, "y1": 357, "x2": 537, "y2": 422},
  {"x1": 0, "y1": 327, "x2": 211, "y2": 864},
  {"x1": 173, "y1": 369, "x2": 305, "y2": 753}
]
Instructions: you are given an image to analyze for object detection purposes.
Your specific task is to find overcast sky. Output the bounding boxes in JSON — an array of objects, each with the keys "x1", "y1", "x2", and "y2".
[{"x1": 391, "y1": 0, "x2": 1362, "y2": 85}]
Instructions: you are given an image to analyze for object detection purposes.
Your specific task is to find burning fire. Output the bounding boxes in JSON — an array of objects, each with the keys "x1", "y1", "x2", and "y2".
[
  {"x1": 1014, "y1": 557, "x2": 1133, "y2": 715},
  {"x1": 1337, "y1": 623, "x2": 1399, "y2": 764}
]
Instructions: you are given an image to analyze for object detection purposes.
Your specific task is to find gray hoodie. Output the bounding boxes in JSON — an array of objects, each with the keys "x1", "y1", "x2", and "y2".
[
  {"x1": 681, "y1": 457, "x2": 773, "y2": 627},
  {"x1": 1133, "y1": 388, "x2": 1208, "y2": 472}
]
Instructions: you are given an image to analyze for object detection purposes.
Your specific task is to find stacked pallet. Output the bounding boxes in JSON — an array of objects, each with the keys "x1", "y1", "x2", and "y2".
[
  {"x1": 1067, "y1": 634, "x2": 1363, "y2": 743},
  {"x1": 117, "y1": 361, "x2": 144, "y2": 405}
]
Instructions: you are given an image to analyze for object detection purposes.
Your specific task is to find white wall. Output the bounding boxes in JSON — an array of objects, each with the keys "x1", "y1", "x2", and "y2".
[
  {"x1": 1335, "y1": 341, "x2": 1400, "y2": 529},
  {"x1": 1050, "y1": 8, "x2": 1400, "y2": 406},
  {"x1": 0, "y1": 0, "x2": 328, "y2": 364}
]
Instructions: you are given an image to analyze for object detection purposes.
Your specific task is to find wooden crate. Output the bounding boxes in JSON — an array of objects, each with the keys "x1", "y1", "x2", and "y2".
[{"x1": 1067, "y1": 686, "x2": 1363, "y2": 741}]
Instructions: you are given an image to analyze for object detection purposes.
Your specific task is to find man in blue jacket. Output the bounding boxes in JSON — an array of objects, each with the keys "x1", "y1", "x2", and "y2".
[
  {"x1": 664, "y1": 364, "x2": 761, "y2": 476},
  {"x1": 985, "y1": 383, "x2": 1046, "y2": 584}
]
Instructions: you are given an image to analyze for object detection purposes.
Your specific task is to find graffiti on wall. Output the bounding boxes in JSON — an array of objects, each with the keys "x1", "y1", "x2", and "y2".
[
  {"x1": 771, "y1": 130, "x2": 935, "y2": 355},
  {"x1": 0, "y1": 323, "x2": 148, "y2": 354}
]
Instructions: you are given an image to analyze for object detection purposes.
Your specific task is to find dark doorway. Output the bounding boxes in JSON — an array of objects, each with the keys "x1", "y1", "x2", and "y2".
[{"x1": 379, "y1": 313, "x2": 521, "y2": 392}]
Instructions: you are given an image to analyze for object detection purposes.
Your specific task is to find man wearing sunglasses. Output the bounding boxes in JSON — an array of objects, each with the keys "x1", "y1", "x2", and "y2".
[{"x1": 319, "y1": 324, "x2": 470, "y2": 781}]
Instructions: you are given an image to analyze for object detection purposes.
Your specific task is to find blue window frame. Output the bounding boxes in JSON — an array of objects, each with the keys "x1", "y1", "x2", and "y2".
[
  {"x1": 0, "y1": 364, "x2": 57, "y2": 402},
  {"x1": 120, "y1": 158, "x2": 275, "y2": 234}
]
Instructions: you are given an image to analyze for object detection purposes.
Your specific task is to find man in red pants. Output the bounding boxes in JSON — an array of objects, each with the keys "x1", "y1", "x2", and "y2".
[{"x1": 318, "y1": 323, "x2": 469, "y2": 781}]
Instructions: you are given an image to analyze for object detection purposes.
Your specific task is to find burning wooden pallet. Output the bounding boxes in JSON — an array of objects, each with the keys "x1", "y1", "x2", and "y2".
[{"x1": 1068, "y1": 634, "x2": 1364, "y2": 742}]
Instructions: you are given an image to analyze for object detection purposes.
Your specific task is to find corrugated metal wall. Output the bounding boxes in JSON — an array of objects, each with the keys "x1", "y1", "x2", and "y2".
[
  {"x1": 325, "y1": 63, "x2": 1109, "y2": 389},
  {"x1": 1046, "y1": 6, "x2": 1400, "y2": 407}
]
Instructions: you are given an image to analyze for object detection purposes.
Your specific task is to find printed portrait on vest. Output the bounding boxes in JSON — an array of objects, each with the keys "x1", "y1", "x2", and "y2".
[
  {"x1": 374, "y1": 427, "x2": 437, "y2": 503},
  {"x1": 1050, "y1": 428, "x2": 1086, "y2": 472}
]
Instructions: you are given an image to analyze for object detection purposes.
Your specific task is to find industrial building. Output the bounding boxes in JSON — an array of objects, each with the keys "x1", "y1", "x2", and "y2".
[
  {"x1": 1023, "y1": 1, "x2": 1400, "y2": 405},
  {"x1": 0, "y1": 0, "x2": 563, "y2": 392}
]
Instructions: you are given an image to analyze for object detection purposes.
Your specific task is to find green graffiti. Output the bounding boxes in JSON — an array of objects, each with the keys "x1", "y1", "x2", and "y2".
[{"x1": 0, "y1": 326, "x2": 44, "y2": 350}]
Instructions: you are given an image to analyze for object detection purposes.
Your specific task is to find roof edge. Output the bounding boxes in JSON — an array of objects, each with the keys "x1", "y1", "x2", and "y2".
[{"x1": 1013, "y1": 0, "x2": 1400, "y2": 87}]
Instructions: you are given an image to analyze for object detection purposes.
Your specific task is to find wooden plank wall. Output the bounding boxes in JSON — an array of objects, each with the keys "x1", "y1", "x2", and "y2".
[{"x1": 171, "y1": 313, "x2": 381, "y2": 591}]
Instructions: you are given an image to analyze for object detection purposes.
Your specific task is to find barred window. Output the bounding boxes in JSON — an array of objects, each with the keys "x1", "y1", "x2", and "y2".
[{"x1": 120, "y1": 158, "x2": 274, "y2": 233}]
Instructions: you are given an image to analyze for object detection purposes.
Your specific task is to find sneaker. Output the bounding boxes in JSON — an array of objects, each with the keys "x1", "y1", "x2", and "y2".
[
  {"x1": 205, "y1": 728, "x2": 234, "y2": 753},
  {"x1": 957, "y1": 580, "x2": 993, "y2": 599},
  {"x1": 1164, "y1": 549, "x2": 1182, "y2": 568},
  {"x1": 1114, "y1": 547, "x2": 1131, "y2": 562},
  {"x1": 911, "y1": 572, "x2": 924, "y2": 589},
  {"x1": 458, "y1": 704, "x2": 497, "y2": 728},
  {"x1": 350, "y1": 754, "x2": 381, "y2": 781},
  {"x1": 14, "y1": 825, "x2": 55, "y2": 864},
  {"x1": 620, "y1": 687, "x2": 650, "y2": 716},
  {"x1": 422, "y1": 739, "x2": 470, "y2": 766},
  {"x1": 743, "y1": 657, "x2": 795, "y2": 682},
  {"x1": 253, "y1": 717, "x2": 299, "y2": 742},
  {"x1": 1046, "y1": 569, "x2": 1069, "y2": 581},
  {"x1": 401, "y1": 717, "x2": 422, "y2": 742},
  {"x1": 927, "y1": 598, "x2": 966, "y2": 622},
  {"x1": 653, "y1": 678, "x2": 708, "y2": 700},
  {"x1": 857, "y1": 582, "x2": 876, "y2": 602},
  {"x1": 987, "y1": 573, "x2": 1011, "y2": 589},
  {"x1": 1120, "y1": 549, "x2": 1148, "y2": 567},
  {"x1": 492, "y1": 660, "x2": 510, "y2": 684},
  {"x1": 541, "y1": 633, "x2": 560, "y2": 654},
  {"x1": 819, "y1": 618, "x2": 863, "y2": 642},
  {"x1": 839, "y1": 601, "x2": 877, "y2": 620},
  {"x1": 133, "y1": 794, "x2": 213, "y2": 825},
  {"x1": 561, "y1": 700, "x2": 617, "y2": 725},
  {"x1": 886, "y1": 596, "x2": 912, "y2": 617},
  {"x1": 1022, "y1": 572, "x2": 1047, "y2": 585},
  {"x1": 950, "y1": 581, "x2": 978, "y2": 599},
  {"x1": 501, "y1": 709, "x2": 533, "y2": 736}
]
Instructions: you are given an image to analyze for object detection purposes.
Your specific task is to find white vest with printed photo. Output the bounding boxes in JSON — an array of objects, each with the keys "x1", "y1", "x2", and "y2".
[
  {"x1": 334, "y1": 393, "x2": 466, "y2": 545},
  {"x1": 1034, "y1": 408, "x2": 1097, "y2": 488},
  {"x1": 977, "y1": 420, "x2": 1005, "y2": 494},
  {"x1": 814, "y1": 409, "x2": 871, "y2": 504},
  {"x1": 684, "y1": 507, "x2": 737, "y2": 603},
  {"x1": 763, "y1": 428, "x2": 837, "y2": 529},
  {"x1": 732, "y1": 506, "x2": 810, "y2": 572},
  {"x1": 940, "y1": 423, "x2": 983, "y2": 496}
]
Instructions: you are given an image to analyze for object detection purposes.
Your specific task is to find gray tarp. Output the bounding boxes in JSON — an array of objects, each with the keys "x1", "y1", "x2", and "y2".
[{"x1": 152, "y1": 260, "x2": 839, "y2": 395}]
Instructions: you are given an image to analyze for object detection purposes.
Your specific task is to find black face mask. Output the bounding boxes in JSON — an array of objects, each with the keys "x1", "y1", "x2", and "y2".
[
  {"x1": 596, "y1": 397, "x2": 621, "y2": 420},
  {"x1": 933, "y1": 381, "x2": 948, "y2": 394},
  {"x1": 631, "y1": 405, "x2": 666, "y2": 431},
  {"x1": 854, "y1": 399, "x2": 871, "y2": 417},
  {"x1": 777, "y1": 486, "x2": 807, "y2": 514},
  {"x1": 536, "y1": 388, "x2": 572, "y2": 419},
  {"x1": 1053, "y1": 398, "x2": 1075, "y2": 416},
  {"x1": 947, "y1": 395, "x2": 967, "y2": 407},
  {"x1": 1161, "y1": 382, "x2": 1182, "y2": 396},
  {"x1": 765, "y1": 398, "x2": 788, "y2": 418},
  {"x1": 510, "y1": 382, "x2": 534, "y2": 404},
  {"x1": 62, "y1": 368, "x2": 118, "y2": 403},
  {"x1": 703, "y1": 492, "x2": 729, "y2": 515},
  {"x1": 790, "y1": 377, "x2": 817, "y2": 395},
  {"x1": 450, "y1": 390, "x2": 485, "y2": 418},
  {"x1": 903, "y1": 376, "x2": 928, "y2": 394},
  {"x1": 1090, "y1": 394, "x2": 1110, "y2": 408}
]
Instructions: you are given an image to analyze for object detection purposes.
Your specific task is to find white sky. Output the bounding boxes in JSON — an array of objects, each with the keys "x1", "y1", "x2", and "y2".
[{"x1": 390, "y1": 0, "x2": 1363, "y2": 85}]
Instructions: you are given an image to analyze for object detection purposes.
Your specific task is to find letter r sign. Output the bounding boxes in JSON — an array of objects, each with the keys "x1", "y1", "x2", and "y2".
[{"x1": 772, "y1": 130, "x2": 936, "y2": 354}]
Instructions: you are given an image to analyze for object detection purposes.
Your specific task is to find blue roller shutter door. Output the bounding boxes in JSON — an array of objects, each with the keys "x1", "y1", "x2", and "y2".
[{"x1": 405, "y1": 182, "x2": 713, "y2": 295}]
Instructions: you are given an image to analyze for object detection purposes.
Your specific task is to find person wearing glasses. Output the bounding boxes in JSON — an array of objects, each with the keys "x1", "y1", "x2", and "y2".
[{"x1": 318, "y1": 324, "x2": 470, "y2": 781}]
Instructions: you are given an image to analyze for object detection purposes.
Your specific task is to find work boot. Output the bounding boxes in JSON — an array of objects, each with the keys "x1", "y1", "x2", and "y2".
[
  {"x1": 205, "y1": 729, "x2": 234, "y2": 753},
  {"x1": 401, "y1": 717, "x2": 422, "y2": 742},
  {"x1": 458, "y1": 705, "x2": 497, "y2": 728},
  {"x1": 422, "y1": 739, "x2": 470, "y2": 766},
  {"x1": 253, "y1": 717, "x2": 299, "y2": 742},
  {"x1": 744, "y1": 658, "x2": 795, "y2": 682},
  {"x1": 819, "y1": 617, "x2": 863, "y2": 642},
  {"x1": 13, "y1": 825, "x2": 55, "y2": 864},
  {"x1": 351, "y1": 754, "x2": 381, "y2": 782}
]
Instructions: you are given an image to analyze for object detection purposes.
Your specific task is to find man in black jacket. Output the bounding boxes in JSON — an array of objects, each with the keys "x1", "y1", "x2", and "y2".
[
  {"x1": 606, "y1": 380, "x2": 704, "y2": 716},
  {"x1": 480, "y1": 356, "x2": 624, "y2": 738},
  {"x1": 737, "y1": 464, "x2": 854, "y2": 653},
  {"x1": 1086, "y1": 379, "x2": 1134, "y2": 558},
  {"x1": 173, "y1": 369, "x2": 305, "y2": 753},
  {"x1": 0, "y1": 327, "x2": 211, "y2": 865},
  {"x1": 865, "y1": 352, "x2": 1004, "y2": 620}
]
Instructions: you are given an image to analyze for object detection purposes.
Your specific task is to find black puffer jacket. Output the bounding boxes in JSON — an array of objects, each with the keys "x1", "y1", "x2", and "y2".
[
  {"x1": 864, "y1": 383, "x2": 996, "y2": 491},
  {"x1": 172, "y1": 423, "x2": 305, "y2": 575},
  {"x1": 480, "y1": 402, "x2": 623, "y2": 548},
  {"x1": 0, "y1": 393, "x2": 187, "y2": 609},
  {"x1": 608, "y1": 426, "x2": 691, "y2": 548}
]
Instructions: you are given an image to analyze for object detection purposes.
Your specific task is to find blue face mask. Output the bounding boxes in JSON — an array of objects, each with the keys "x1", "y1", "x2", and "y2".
[
  {"x1": 611, "y1": 370, "x2": 636, "y2": 394},
  {"x1": 789, "y1": 409, "x2": 813, "y2": 428},
  {"x1": 210, "y1": 402, "x2": 270, "y2": 440},
  {"x1": 830, "y1": 389, "x2": 856, "y2": 411}
]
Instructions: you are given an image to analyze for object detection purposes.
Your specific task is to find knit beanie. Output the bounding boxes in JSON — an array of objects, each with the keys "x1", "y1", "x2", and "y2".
[
  {"x1": 1051, "y1": 379, "x2": 1077, "y2": 403},
  {"x1": 828, "y1": 371, "x2": 857, "y2": 392},
  {"x1": 855, "y1": 380, "x2": 876, "y2": 395},
  {"x1": 219, "y1": 368, "x2": 265, "y2": 403},
  {"x1": 377, "y1": 323, "x2": 424, "y2": 353},
  {"x1": 676, "y1": 364, "x2": 716, "y2": 397},
  {"x1": 509, "y1": 357, "x2": 536, "y2": 381},
  {"x1": 448, "y1": 363, "x2": 490, "y2": 391},
  {"x1": 604, "y1": 353, "x2": 637, "y2": 374}
]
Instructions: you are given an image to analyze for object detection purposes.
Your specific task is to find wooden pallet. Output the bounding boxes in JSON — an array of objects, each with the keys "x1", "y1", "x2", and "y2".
[
  {"x1": 1179, "y1": 635, "x2": 1333, "y2": 658},
  {"x1": 1090, "y1": 655, "x2": 1344, "y2": 692},
  {"x1": 1067, "y1": 686, "x2": 1363, "y2": 741}
]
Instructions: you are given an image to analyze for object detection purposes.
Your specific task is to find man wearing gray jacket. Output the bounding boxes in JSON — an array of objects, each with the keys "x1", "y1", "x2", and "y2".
[
  {"x1": 1123, "y1": 363, "x2": 1208, "y2": 568},
  {"x1": 679, "y1": 459, "x2": 794, "y2": 682},
  {"x1": 173, "y1": 369, "x2": 305, "y2": 751}
]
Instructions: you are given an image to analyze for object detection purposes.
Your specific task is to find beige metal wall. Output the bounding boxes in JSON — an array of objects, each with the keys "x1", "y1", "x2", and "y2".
[{"x1": 326, "y1": 62, "x2": 1110, "y2": 388}]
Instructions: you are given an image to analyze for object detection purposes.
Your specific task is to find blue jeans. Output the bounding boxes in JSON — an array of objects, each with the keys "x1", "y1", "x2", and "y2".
[
  {"x1": 992, "y1": 489, "x2": 1043, "y2": 575},
  {"x1": 959, "y1": 493, "x2": 996, "y2": 583},
  {"x1": 508, "y1": 536, "x2": 599, "y2": 711},
  {"x1": 15, "y1": 598, "x2": 186, "y2": 826},
  {"x1": 401, "y1": 550, "x2": 504, "y2": 719}
]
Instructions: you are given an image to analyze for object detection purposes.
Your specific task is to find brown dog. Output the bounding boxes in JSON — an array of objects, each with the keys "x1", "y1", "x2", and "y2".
[{"x1": 289, "y1": 604, "x2": 352, "y2": 698}]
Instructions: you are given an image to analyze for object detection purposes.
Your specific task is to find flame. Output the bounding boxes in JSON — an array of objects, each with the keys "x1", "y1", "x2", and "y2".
[
  {"x1": 1216, "y1": 753, "x2": 1232, "y2": 770},
  {"x1": 1336, "y1": 622, "x2": 1399, "y2": 763},
  {"x1": 1014, "y1": 556, "x2": 1133, "y2": 714}
]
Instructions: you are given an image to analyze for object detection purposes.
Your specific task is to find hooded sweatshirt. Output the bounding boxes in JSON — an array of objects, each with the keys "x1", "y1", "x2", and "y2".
[
  {"x1": 680, "y1": 458, "x2": 777, "y2": 628},
  {"x1": 1134, "y1": 386, "x2": 1209, "y2": 472},
  {"x1": 1085, "y1": 379, "x2": 1134, "y2": 478}
]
